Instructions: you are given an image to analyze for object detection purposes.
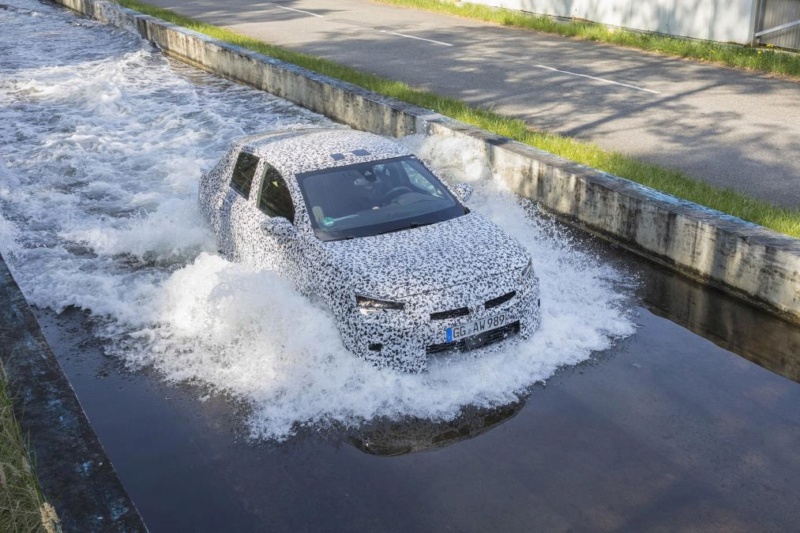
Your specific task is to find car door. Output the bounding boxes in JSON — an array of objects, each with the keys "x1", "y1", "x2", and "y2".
[
  {"x1": 219, "y1": 149, "x2": 260, "y2": 261},
  {"x1": 243, "y1": 161, "x2": 299, "y2": 275}
]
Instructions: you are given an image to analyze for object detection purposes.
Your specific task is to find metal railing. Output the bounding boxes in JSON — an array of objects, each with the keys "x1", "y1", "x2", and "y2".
[{"x1": 754, "y1": 0, "x2": 800, "y2": 49}]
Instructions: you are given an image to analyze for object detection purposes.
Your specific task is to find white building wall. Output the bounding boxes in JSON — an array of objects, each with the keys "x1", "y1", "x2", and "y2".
[{"x1": 467, "y1": 0, "x2": 757, "y2": 43}]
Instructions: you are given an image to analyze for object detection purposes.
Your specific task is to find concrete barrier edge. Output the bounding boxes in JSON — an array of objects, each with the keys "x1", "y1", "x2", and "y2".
[
  {"x1": 0, "y1": 254, "x2": 148, "y2": 531},
  {"x1": 51, "y1": 0, "x2": 800, "y2": 323}
]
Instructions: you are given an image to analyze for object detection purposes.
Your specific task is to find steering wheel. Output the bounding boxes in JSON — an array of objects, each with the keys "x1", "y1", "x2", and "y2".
[{"x1": 381, "y1": 186, "x2": 412, "y2": 206}]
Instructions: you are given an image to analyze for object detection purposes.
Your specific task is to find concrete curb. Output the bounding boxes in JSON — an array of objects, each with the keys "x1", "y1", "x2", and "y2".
[
  {"x1": 0, "y1": 254, "x2": 148, "y2": 532},
  {"x1": 50, "y1": 0, "x2": 800, "y2": 323}
]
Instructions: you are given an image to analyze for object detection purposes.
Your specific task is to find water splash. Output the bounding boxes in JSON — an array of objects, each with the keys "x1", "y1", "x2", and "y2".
[{"x1": 0, "y1": 0, "x2": 635, "y2": 441}]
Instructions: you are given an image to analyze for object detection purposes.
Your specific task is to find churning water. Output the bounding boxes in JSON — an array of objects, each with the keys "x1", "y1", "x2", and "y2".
[{"x1": 0, "y1": 0, "x2": 635, "y2": 440}]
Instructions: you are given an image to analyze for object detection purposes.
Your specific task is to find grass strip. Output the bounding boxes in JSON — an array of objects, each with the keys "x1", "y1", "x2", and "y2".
[
  {"x1": 0, "y1": 361, "x2": 60, "y2": 533},
  {"x1": 118, "y1": 0, "x2": 800, "y2": 238},
  {"x1": 378, "y1": 0, "x2": 800, "y2": 78}
]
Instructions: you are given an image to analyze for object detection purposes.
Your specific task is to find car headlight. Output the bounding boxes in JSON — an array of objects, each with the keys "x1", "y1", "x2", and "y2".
[
  {"x1": 355, "y1": 293, "x2": 405, "y2": 314},
  {"x1": 521, "y1": 258, "x2": 533, "y2": 279}
]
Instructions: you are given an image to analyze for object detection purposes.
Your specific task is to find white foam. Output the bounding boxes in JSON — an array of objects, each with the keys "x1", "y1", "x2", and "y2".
[
  {"x1": 61, "y1": 197, "x2": 214, "y2": 262},
  {"x1": 0, "y1": 0, "x2": 635, "y2": 441}
]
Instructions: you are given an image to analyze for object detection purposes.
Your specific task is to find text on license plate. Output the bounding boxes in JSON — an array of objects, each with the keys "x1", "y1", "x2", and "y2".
[{"x1": 446, "y1": 314, "x2": 509, "y2": 342}]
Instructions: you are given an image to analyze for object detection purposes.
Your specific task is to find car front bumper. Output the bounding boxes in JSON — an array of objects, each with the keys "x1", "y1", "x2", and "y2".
[{"x1": 343, "y1": 272, "x2": 541, "y2": 372}]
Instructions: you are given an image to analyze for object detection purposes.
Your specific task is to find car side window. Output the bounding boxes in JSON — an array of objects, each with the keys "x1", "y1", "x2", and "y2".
[
  {"x1": 230, "y1": 151, "x2": 259, "y2": 198},
  {"x1": 258, "y1": 164, "x2": 295, "y2": 223}
]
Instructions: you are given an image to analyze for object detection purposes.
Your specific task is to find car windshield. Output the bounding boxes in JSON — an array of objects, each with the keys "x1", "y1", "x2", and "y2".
[{"x1": 296, "y1": 155, "x2": 467, "y2": 241}]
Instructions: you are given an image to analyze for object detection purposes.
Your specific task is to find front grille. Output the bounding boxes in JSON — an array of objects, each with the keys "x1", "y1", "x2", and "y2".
[
  {"x1": 426, "y1": 321, "x2": 520, "y2": 355},
  {"x1": 430, "y1": 307, "x2": 470, "y2": 321},
  {"x1": 484, "y1": 291, "x2": 516, "y2": 310},
  {"x1": 427, "y1": 339, "x2": 467, "y2": 355}
]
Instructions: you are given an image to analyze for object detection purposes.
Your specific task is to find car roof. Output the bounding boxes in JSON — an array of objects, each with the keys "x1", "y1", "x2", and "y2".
[{"x1": 237, "y1": 128, "x2": 413, "y2": 177}]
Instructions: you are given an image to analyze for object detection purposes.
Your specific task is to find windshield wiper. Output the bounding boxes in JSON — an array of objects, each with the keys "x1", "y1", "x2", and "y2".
[{"x1": 378, "y1": 221, "x2": 433, "y2": 236}]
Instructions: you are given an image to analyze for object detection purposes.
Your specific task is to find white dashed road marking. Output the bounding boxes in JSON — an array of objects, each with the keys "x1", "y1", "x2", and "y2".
[
  {"x1": 275, "y1": 5, "x2": 323, "y2": 18},
  {"x1": 379, "y1": 30, "x2": 453, "y2": 47},
  {"x1": 274, "y1": 4, "x2": 453, "y2": 47},
  {"x1": 533, "y1": 64, "x2": 660, "y2": 94}
]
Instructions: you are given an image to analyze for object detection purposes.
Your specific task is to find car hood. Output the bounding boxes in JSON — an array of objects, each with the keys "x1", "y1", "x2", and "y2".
[{"x1": 323, "y1": 212, "x2": 529, "y2": 300}]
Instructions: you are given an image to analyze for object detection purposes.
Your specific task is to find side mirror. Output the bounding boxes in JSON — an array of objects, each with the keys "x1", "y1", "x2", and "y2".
[
  {"x1": 261, "y1": 217, "x2": 296, "y2": 237},
  {"x1": 454, "y1": 183, "x2": 474, "y2": 203}
]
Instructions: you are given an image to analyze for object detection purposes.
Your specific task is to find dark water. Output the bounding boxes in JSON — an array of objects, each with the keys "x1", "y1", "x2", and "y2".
[{"x1": 34, "y1": 244, "x2": 800, "y2": 532}]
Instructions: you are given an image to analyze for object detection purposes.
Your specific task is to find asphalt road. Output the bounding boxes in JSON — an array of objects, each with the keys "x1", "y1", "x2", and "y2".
[{"x1": 140, "y1": 0, "x2": 800, "y2": 208}]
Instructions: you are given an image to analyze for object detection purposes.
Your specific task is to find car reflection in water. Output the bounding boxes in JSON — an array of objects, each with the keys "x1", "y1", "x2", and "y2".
[{"x1": 349, "y1": 401, "x2": 524, "y2": 456}]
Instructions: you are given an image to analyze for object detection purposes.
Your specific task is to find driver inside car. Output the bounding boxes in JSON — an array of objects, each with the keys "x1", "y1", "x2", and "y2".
[{"x1": 354, "y1": 165, "x2": 397, "y2": 210}]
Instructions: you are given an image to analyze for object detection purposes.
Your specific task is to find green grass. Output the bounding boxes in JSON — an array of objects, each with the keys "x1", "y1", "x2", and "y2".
[
  {"x1": 0, "y1": 361, "x2": 60, "y2": 533},
  {"x1": 118, "y1": 0, "x2": 800, "y2": 238},
  {"x1": 379, "y1": 0, "x2": 800, "y2": 78}
]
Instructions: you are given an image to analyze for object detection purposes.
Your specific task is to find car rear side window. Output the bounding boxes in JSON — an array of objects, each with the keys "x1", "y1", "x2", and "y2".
[
  {"x1": 258, "y1": 164, "x2": 295, "y2": 223},
  {"x1": 230, "y1": 151, "x2": 258, "y2": 198}
]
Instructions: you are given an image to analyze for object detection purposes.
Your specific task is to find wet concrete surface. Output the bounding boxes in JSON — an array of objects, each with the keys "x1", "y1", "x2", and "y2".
[{"x1": 31, "y1": 243, "x2": 800, "y2": 533}]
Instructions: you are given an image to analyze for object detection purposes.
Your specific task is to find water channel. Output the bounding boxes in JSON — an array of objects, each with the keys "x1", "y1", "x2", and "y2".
[{"x1": 1, "y1": 1, "x2": 799, "y2": 531}]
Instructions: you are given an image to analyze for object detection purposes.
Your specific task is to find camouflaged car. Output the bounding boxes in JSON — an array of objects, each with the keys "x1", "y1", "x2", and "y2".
[{"x1": 199, "y1": 128, "x2": 541, "y2": 372}]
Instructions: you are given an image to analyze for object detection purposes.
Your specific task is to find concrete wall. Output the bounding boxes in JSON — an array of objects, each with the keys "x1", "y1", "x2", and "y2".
[
  {"x1": 50, "y1": 0, "x2": 800, "y2": 324},
  {"x1": 464, "y1": 0, "x2": 758, "y2": 43}
]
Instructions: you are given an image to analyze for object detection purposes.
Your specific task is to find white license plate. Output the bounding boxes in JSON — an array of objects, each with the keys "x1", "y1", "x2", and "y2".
[{"x1": 446, "y1": 314, "x2": 510, "y2": 342}]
